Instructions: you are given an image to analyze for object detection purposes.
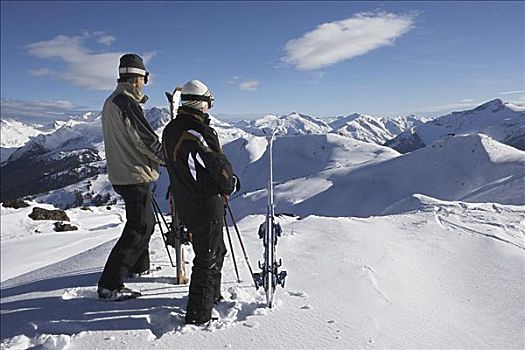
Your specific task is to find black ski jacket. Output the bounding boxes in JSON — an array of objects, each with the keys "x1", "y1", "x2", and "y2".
[{"x1": 162, "y1": 106, "x2": 236, "y2": 214}]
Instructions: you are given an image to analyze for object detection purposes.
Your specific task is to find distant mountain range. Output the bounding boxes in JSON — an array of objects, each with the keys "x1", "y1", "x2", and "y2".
[
  {"x1": 0, "y1": 109, "x2": 169, "y2": 201},
  {"x1": 232, "y1": 112, "x2": 429, "y2": 145},
  {"x1": 1, "y1": 99, "x2": 523, "y2": 209},
  {"x1": 385, "y1": 99, "x2": 525, "y2": 153}
]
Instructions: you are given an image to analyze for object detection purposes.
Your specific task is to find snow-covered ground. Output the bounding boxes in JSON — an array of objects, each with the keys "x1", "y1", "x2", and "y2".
[{"x1": 1, "y1": 198, "x2": 523, "y2": 349}]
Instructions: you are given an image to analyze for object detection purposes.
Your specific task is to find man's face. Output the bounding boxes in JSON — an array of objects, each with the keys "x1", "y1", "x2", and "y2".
[{"x1": 135, "y1": 76, "x2": 146, "y2": 91}]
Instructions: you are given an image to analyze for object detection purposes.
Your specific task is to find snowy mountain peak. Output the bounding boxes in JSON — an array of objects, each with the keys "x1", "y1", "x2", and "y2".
[
  {"x1": 145, "y1": 107, "x2": 171, "y2": 132},
  {"x1": 276, "y1": 112, "x2": 331, "y2": 135},
  {"x1": 385, "y1": 99, "x2": 525, "y2": 153},
  {"x1": 328, "y1": 113, "x2": 429, "y2": 145},
  {"x1": 234, "y1": 112, "x2": 331, "y2": 136},
  {"x1": 1, "y1": 118, "x2": 51, "y2": 148},
  {"x1": 472, "y1": 98, "x2": 504, "y2": 113},
  {"x1": 73, "y1": 112, "x2": 98, "y2": 121},
  {"x1": 328, "y1": 113, "x2": 365, "y2": 130}
]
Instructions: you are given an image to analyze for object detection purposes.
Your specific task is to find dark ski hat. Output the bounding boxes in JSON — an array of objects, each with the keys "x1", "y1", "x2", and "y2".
[{"x1": 119, "y1": 54, "x2": 149, "y2": 84}]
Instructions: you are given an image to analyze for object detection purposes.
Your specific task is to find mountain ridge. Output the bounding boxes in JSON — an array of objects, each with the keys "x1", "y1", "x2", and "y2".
[{"x1": 385, "y1": 99, "x2": 525, "y2": 153}]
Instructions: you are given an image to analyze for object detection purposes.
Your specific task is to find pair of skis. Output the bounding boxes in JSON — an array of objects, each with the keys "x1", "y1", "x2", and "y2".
[
  {"x1": 218, "y1": 126, "x2": 287, "y2": 308},
  {"x1": 151, "y1": 190, "x2": 189, "y2": 285},
  {"x1": 164, "y1": 89, "x2": 188, "y2": 285},
  {"x1": 253, "y1": 128, "x2": 287, "y2": 308}
]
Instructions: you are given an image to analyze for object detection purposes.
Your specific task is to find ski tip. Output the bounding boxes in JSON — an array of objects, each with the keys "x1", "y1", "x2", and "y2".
[{"x1": 165, "y1": 91, "x2": 173, "y2": 102}]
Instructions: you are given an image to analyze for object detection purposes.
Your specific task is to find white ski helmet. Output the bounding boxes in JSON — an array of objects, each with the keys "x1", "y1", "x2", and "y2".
[{"x1": 181, "y1": 80, "x2": 214, "y2": 110}]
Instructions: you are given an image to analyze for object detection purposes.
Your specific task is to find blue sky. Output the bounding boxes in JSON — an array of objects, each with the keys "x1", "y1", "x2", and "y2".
[{"x1": 1, "y1": 1, "x2": 524, "y2": 122}]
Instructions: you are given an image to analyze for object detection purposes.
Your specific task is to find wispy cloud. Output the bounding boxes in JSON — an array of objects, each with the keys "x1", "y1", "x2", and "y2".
[
  {"x1": 1, "y1": 98, "x2": 92, "y2": 121},
  {"x1": 498, "y1": 90, "x2": 524, "y2": 95},
  {"x1": 25, "y1": 33, "x2": 153, "y2": 91},
  {"x1": 239, "y1": 80, "x2": 259, "y2": 91},
  {"x1": 283, "y1": 12, "x2": 416, "y2": 70},
  {"x1": 414, "y1": 100, "x2": 480, "y2": 114},
  {"x1": 96, "y1": 35, "x2": 116, "y2": 46}
]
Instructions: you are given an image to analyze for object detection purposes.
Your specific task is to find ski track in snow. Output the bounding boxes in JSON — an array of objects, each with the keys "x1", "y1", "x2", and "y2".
[
  {"x1": 432, "y1": 204, "x2": 525, "y2": 250},
  {"x1": 361, "y1": 265, "x2": 390, "y2": 303}
]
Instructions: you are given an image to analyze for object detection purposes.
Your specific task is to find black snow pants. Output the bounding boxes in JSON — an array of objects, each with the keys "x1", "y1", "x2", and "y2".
[
  {"x1": 98, "y1": 183, "x2": 155, "y2": 290},
  {"x1": 178, "y1": 195, "x2": 227, "y2": 324}
]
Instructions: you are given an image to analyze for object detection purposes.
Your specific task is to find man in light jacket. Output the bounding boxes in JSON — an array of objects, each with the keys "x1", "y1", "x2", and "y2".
[{"x1": 97, "y1": 53, "x2": 164, "y2": 301}]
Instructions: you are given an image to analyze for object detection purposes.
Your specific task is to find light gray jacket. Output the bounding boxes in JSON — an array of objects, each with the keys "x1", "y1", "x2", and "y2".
[{"x1": 101, "y1": 83, "x2": 164, "y2": 185}]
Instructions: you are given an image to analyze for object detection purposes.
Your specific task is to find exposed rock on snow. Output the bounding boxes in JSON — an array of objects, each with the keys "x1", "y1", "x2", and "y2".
[
  {"x1": 53, "y1": 221, "x2": 78, "y2": 232},
  {"x1": 29, "y1": 207, "x2": 70, "y2": 221},
  {"x1": 2, "y1": 199, "x2": 30, "y2": 209}
]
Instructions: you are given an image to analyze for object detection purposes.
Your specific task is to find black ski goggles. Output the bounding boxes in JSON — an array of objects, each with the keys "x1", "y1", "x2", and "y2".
[{"x1": 181, "y1": 94, "x2": 214, "y2": 109}]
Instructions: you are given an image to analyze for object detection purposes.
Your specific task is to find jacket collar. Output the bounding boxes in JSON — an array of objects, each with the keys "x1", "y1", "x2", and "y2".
[
  {"x1": 115, "y1": 82, "x2": 145, "y2": 103},
  {"x1": 177, "y1": 106, "x2": 210, "y2": 125}
]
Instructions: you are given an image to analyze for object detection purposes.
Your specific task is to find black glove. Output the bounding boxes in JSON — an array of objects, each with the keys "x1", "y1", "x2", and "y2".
[{"x1": 233, "y1": 174, "x2": 241, "y2": 193}]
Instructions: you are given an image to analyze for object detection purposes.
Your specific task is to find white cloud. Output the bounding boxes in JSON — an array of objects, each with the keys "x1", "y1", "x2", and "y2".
[
  {"x1": 25, "y1": 33, "x2": 153, "y2": 91},
  {"x1": 97, "y1": 35, "x2": 116, "y2": 46},
  {"x1": 239, "y1": 80, "x2": 259, "y2": 91},
  {"x1": 1, "y1": 98, "x2": 92, "y2": 121},
  {"x1": 283, "y1": 12, "x2": 415, "y2": 70}
]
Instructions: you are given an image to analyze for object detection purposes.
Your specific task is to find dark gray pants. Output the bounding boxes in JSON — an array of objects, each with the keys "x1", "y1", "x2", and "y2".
[{"x1": 98, "y1": 183, "x2": 154, "y2": 290}]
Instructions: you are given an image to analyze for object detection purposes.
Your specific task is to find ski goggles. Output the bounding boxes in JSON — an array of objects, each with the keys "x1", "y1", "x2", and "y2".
[{"x1": 181, "y1": 93, "x2": 214, "y2": 109}]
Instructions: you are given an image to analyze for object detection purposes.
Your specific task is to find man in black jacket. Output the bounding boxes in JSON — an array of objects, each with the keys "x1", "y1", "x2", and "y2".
[
  {"x1": 162, "y1": 80, "x2": 239, "y2": 325},
  {"x1": 98, "y1": 54, "x2": 164, "y2": 301}
]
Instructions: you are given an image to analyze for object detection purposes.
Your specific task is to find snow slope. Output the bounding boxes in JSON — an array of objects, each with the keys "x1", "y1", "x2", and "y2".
[
  {"x1": 232, "y1": 133, "x2": 525, "y2": 218},
  {"x1": 32, "y1": 132, "x2": 525, "y2": 219},
  {"x1": 0, "y1": 202, "x2": 125, "y2": 281},
  {"x1": 1, "y1": 199, "x2": 523, "y2": 349}
]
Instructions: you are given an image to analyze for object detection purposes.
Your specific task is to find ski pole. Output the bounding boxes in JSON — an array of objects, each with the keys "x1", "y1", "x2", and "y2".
[
  {"x1": 225, "y1": 200, "x2": 258, "y2": 289},
  {"x1": 224, "y1": 207, "x2": 241, "y2": 283},
  {"x1": 152, "y1": 196, "x2": 176, "y2": 268}
]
